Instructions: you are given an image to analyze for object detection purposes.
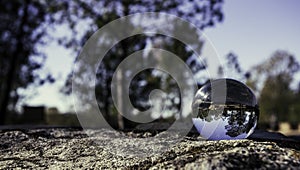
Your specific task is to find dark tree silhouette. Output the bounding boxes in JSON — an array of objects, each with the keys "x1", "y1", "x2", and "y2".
[
  {"x1": 0, "y1": 0, "x2": 59, "y2": 124},
  {"x1": 59, "y1": 0, "x2": 224, "y2": 129},
  {"x1": 253, "y1": 51, "x2": 300, "y2": 122}
]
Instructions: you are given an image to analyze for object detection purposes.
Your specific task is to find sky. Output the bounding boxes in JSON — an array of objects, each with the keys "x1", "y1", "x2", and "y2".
[
  {"x1": 203, "y1": 0, "x2": 300, "y2": 72},
  {"x1": 23, "y1": 0, "x2": 300, "y2": 113}
]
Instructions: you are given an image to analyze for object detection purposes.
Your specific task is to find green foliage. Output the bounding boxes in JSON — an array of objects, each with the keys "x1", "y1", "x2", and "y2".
[
  {"x1": 255, "y1": 51, "x2": 300, "y2": 123},
  {"x1": 259, "y1": 73, "x2": 294, "y2": 122},
  {"x1": 288, "y1": 88, "x2": 300, "y2": 123}
]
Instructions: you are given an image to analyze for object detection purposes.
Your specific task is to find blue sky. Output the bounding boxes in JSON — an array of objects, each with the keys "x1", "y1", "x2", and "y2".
[
  {"x1": 23, "y1": 0, "x2": 300, "y2": 113},
  {"x1": 203, "y1": 0, "x2": 300, "y2": 71}
]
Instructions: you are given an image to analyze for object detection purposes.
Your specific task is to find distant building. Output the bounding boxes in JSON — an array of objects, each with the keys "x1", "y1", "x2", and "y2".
[
  {"x1": 22, "y1": 105, "x2": 45, "y2": 124},
  {"x1": 47, "y1": 107, "x2": 60, "y2": 114}
]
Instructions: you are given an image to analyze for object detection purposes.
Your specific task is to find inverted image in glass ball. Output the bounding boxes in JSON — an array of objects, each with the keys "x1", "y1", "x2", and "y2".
[{"x1": 192, "y1": 78, "x2": 259, "y2": 140}]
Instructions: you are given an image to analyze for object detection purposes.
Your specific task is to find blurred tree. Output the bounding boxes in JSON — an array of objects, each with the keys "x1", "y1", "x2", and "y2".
[
  {"x1": 59, "y1": 0, "x2": 224, "y2": 129},
  {"x1": 0, "y1": 0, "x2": 57, "y2": 124},
  {"x1": 289, "y1": 84, "x2": 300, "y2": 126},
  {"x1": 254, "y1": 51, "x2": 300, "y2": 123},
  {"x1": 218, "y1": 50, "x2": 300, "y2": 127},
  {"x1": 259, "y1": 73, "x2": 294, "y2": 122},
  {"x1": 226, "y1": 52, "x2": 242, "y2": 75},
  {"x1": 249, "y1": 51, "x2": 299, "y2": 94},
  {"x1": 218, "y1": 52, "x2": 251, "y2": 81}
]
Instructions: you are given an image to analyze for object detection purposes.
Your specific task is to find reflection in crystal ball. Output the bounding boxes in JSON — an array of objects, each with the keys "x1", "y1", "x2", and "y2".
[{"x1": 192, "y1": 78, "x2": 259, "y2": 140}]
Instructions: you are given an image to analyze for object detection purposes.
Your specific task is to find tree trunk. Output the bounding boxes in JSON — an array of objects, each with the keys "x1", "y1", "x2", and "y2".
[
  {"x1": 116, "y1": 69, "x2": 124, "y2": 130},
  {"x1": 0, "y1": 0, "x2": 29, "y2": 124}
]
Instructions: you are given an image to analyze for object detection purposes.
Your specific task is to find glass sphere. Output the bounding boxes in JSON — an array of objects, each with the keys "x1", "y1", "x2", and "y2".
[{"x1": 192, "y1": 78, "x2": 259, "y2": 140}]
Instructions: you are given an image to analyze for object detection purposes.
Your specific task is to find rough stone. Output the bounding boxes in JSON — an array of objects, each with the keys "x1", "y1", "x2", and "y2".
[{"x1": 0, "y1": 128, "x2": 299, "y2": 169}]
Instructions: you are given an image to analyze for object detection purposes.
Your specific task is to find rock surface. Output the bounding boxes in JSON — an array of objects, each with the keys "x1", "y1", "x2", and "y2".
[{"x1": 0, "y1": 128, "x2": 299, "y2": 169}]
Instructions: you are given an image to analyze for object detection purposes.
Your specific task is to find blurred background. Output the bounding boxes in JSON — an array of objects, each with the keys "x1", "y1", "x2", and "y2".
[{"x1": 0, "y1": 0, "x2": 300, "y2": 136}]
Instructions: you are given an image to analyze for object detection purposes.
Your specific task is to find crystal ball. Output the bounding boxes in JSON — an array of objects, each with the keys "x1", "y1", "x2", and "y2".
[{"x1": 192, "y1": 78, "x2": 259, "y2": 140}]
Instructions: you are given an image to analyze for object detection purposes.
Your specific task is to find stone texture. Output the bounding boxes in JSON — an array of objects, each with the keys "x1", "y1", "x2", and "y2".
[{"x1": 0, "y1": 128, "x2": 299, "y2": 169}]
